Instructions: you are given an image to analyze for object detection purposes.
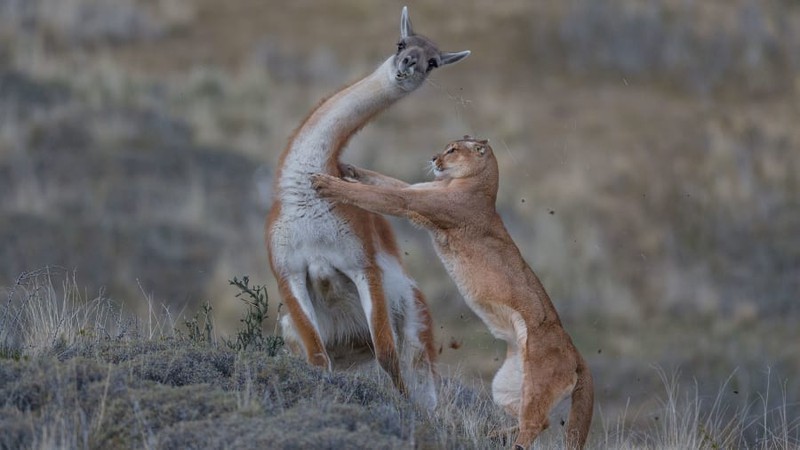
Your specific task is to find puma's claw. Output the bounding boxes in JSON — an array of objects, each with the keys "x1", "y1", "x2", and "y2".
[
  {"x1": 338, "y1": 163, "x2": 359, "y2": 179},
  {"x1": 311, "y1": 173, "x2": 333, "y2": 191}
]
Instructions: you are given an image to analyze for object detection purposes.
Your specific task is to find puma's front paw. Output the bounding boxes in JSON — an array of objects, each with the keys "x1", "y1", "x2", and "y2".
[{"x1": 311, "y1": 173, "x2": 341, "y2": 199}]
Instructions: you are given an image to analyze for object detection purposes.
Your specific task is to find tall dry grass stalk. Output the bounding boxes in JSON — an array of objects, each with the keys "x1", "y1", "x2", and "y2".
[
  {"x1": 598, "y1": 367, "x2": 799, "y2": 449},
  {"x1": 2, "y1": 267, "x2": 121, "y2": 356}
]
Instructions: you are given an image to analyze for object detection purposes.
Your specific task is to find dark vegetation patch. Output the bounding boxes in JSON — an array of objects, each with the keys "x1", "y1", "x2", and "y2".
[
  {"x1": 92, "y1": 383, "x2": 237, "y2": 448},
  {"x1": 0, "y1": 406, "x2": 32, "y2": 449},
  {"x1": 0, "y1": 339, "x2": 455, "y2": 448},
  {"x1": 157, "y1": 402, "x2": 411, "y2": 450}
]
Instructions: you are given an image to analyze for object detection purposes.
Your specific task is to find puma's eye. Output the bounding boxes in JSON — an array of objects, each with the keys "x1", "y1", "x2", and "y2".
[
  {"x1": 446, "y1": 147, "x2": 455, "y2": 155},
  {"x1": 427, "y1": 58, "x2": 438, "y2": 71},
  {"x1": 397, "y1": 41, "x2": 406, "y2": 53}
]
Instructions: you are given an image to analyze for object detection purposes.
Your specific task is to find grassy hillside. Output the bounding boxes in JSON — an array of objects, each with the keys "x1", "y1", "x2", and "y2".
[
  {"x1": 1, "y1": 271, "x2": 796, "y2": 449},
  {"x1": 1, "y1": 0, "x2": 799, "y2": 447}
]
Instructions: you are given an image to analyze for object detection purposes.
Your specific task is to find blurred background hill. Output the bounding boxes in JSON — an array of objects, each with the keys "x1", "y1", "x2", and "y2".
[{"x1": 1, "y1": 0, "x2": 798, "y2": 435}]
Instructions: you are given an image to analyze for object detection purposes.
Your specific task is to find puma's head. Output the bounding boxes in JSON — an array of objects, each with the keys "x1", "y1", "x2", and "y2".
[{"x1": 431, "y1": 136, "x2": 496, "y2": 180}]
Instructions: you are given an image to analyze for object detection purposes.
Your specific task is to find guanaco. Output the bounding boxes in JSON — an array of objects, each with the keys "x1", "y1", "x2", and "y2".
[
  {"x1": 266, "y1": 7, "x2": 469, "y2": 408},
  {"x1": 312, "y1": 137, "x2": 594, "y2": 449}
]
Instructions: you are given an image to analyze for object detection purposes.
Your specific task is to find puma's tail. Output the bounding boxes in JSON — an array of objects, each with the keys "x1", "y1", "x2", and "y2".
[{"x1": 566, "y1": 357, "x2": 594, "y2": 449}]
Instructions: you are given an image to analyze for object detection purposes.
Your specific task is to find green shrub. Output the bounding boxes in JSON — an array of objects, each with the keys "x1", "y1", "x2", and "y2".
[
  {"x1": 224, "y1": 276, "x2": 284, "y2": 356},
  {"x1": 177, "y1": 302, "x2": 215, "y2": 345}
]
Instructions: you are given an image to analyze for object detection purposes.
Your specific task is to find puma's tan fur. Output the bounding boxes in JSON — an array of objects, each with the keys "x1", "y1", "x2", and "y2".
[{"x1": 313, "y1": 138, "x2": 594, "y2": 449}]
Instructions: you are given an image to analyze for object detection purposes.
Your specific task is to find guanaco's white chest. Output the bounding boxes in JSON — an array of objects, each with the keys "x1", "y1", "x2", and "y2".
[{"x1": 270, "y1": 191, "x2": 365, "y2": 276}]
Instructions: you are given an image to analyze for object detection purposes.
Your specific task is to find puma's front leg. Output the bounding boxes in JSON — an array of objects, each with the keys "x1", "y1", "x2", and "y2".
[
  {"x1": 312, "y1": 173, "x2": 412, "y2": 218},
  {"x1": 338, "y1": 163, "x2": 410, "y2": 189},
  {"x1": 313, "y1": 173, "x2": 454, "y2": 229}
]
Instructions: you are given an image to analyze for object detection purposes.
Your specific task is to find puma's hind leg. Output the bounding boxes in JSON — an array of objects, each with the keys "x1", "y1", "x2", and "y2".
[
  {"x1": 491, "y1": 345, "x2": 524, "y2": 417},
  {"x1": 513, "y1": 345, "x2": 579, "y2": 449}
]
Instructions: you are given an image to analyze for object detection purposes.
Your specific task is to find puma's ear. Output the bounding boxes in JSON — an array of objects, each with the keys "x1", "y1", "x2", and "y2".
[
  {"x1": 440, "y1": 50, "x2": 471, "y2": 66},
  {"x1": 400, "y1": 6, "x2": 414, "y2": 38}
]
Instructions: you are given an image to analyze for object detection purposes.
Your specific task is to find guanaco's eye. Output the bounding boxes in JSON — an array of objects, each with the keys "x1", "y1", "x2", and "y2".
[
  {"x1": 427, "y1": 58, "x2": 438, "y2": 71},
  {"x1": 397, "y1": 41, "x2": 406, "y2": 53}
]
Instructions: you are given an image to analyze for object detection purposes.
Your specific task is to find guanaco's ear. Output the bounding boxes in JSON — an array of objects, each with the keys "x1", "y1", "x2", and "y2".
[
  {"x1": 440, "y1": 50, "x2": 471, "y2": 66},
  {"x1": 400, "y1": 6, "x2": 414, "y2": 38}
]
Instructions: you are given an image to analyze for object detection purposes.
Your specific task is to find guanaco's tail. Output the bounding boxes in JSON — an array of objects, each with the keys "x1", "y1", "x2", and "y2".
[{"x1": 566, "y1": 357, "x2": 594, "y2": 449}]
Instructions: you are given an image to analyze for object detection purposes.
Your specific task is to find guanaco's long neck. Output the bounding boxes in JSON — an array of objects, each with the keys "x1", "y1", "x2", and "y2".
[{"x1": 279, "y1": 57, "x2": 408, "y2": 183}]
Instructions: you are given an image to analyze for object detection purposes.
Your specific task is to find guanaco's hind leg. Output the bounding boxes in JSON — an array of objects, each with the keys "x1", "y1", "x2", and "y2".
[
  {"x1": 404, "y1": 286, "x2": 437, "y2": 409},
  {"x1": 276, "y1": 273, "x2": 331, "y2": 370},
  {"x1": 412, "y1": 287, "x2": 437, "y2": 368},
  {"x1": 347, "y1": 266, "x2": 407, "y2": 395}
]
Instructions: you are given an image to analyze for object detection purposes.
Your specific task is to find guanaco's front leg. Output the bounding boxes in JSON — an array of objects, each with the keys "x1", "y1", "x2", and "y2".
[
  {"x1": 276, "y1": 272, "x2": 331, "y2": 370},
  {"x1": 344, "y1": 266, "x2": 407, "y2": 395}
]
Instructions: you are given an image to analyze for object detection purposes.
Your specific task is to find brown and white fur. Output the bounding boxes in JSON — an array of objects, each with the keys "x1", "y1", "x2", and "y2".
[
  {"x1": 312, "y1": 138, "x2": 594, "y2": 449},
  {"x1": 266, "y1": 7, "x2": 469, "y2": 408}
]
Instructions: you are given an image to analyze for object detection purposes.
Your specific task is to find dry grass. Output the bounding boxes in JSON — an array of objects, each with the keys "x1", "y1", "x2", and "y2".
[{"x1": 2, "y1": 273, "x2": 798, "y2": 449}]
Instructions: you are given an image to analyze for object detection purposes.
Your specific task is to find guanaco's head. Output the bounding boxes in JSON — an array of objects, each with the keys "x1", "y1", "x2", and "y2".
[
  {"x1": 393, "y1": 6, "x2": 470, "y2": 91},
  {"x1": 431, "y1": 136, "x2": 497, "y2": 182}
]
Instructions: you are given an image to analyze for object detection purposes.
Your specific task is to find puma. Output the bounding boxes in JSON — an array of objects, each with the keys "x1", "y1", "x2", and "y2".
[{"x1": 312, "y1": 137, "x2": 594, "y2": 449}]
